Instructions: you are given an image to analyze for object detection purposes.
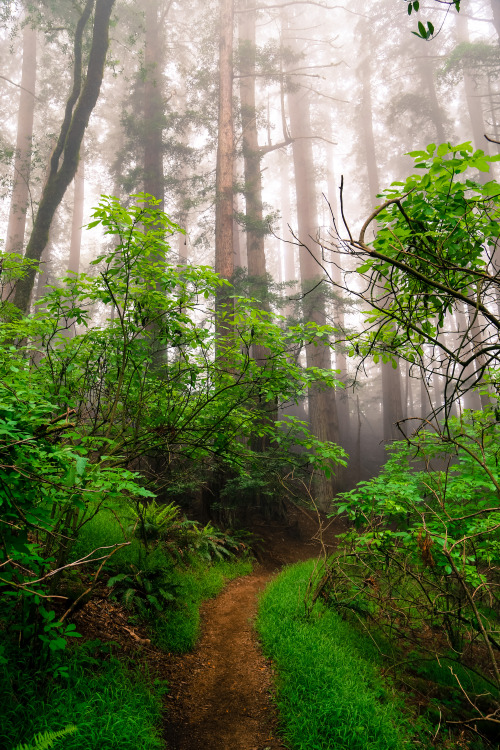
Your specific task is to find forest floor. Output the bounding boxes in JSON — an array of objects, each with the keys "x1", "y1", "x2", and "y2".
[
  {"x1": 161, "y1": 509, "x2": 344, "y2": 750},
  {"x1": 71, "y1": 506, "x2": 344, "y2": 750}
]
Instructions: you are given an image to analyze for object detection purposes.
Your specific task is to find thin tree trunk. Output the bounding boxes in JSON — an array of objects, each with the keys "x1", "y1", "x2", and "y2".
[
  {"x1": 238, "y1": 0, "x2": 267, "y2": 284},
  {"x1": 326, "y1": 135, "x2": 350, "y2": 453},
  {"x1": 419, "y1": 49, "x2": 446, "y2": 144},
  {"x1": 5, "y1": 23, "x2": 37, "y2": 257},
  {"x1": 456, "y1": 13, "x2": 492, "y2": 167},
  {"x1": 360, "y1": 50, "x2": 405, "y2": 442},
  {"x1": 491, "y1": 0, "x2": 500, "y2": 43},
  {"x1": 13, "y1": 0, "x2": 116, "y2": 314},
  {"x1": 287, "y1": 15, "x2": 338, "y2": 508},
  {"x1": 280, "y1": 151, "x2": 296, "y2": 316},
  {"x1": 233, "y1": 156, "x2": 244, "y2": 268},
  {"x1": 68, "y1": 148, "x2": 84, "y2": 274}
]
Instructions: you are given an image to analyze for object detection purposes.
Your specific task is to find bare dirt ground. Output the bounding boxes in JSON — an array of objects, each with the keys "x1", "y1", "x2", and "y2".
[{"x1": 162, "y1": 510, "x2": 344, "y2": 750}]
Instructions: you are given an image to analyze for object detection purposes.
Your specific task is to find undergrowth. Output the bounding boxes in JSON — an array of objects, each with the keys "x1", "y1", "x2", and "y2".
[
  {"x1": 0, "y1": 641, "x2": 164, "y2": 750},
  {"x1": 257, "y1": 560, "x2": 420, "y2": 750},
  {"x1": 2, "y1": 498, "x2": 253, "y2": 749}
]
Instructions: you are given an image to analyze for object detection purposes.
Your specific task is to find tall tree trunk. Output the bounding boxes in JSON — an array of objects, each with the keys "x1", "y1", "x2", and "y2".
[
  {"x1": 456, "y1": 13, "x2": 492, "y2": 166},
  {"x1": 280, "y1": 150, "x2": 296, "y2": 316},
  {"x1": 144, "y1": 0, "x2": 164, "y2": 208},
  {"x1": 215, "y1": 0, "x2": 234, "y2": 307},
  {"x1": 233, "y1": 156, "x2": 245, "y2": 268},
  {"x1": 68, "y1": 147, "x2": 84, "y2": 274},
  {"x1": 5, "y1": 23, "x2": 37, "y2": 257},
  {"x1": 287, "y1": 19, "x2": 338, "y2": 509},
  {"x1": 238, "y1": 0, "x2": 267, "y2": 286},
  {"x1": 360, "y1": 51, "x2": 405, "y2": 442},
  {"x1": 491, "y1": 0, "x2": 500, "y2": 43},
  {"x1": 326, "y1": 135, "x2": 350, "y2": 454},
  {"x1": 419, "y1": 49, "x2": 446, "y2": 144},
  {"x1": 13, "y1": 0, "x2": 116, "y2": 315}
]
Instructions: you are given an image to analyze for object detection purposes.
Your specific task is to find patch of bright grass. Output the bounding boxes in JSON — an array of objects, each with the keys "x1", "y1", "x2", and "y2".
[
  {"x1": 70, "y1": 504, "x2": 143, "y2": 569},
  {"x1": 152, "y1": 557, "x2": 253, "y2": 652},
  {"x1": 0, "y1": 643, "x2": 164, "y2": 750},
  {"x1": 257, "y1": 560, "x2": 420, "y2": 750}
]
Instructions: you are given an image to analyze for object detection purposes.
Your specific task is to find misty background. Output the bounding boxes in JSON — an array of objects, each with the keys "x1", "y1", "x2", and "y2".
[{"x1": 0, "y1": 0, "x2": 497, "y2": 493}]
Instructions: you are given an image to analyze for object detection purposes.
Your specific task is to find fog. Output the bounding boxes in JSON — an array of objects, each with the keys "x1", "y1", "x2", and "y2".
[{"x1": 1, "y1": 0, "x2": 498, "y2": 493}]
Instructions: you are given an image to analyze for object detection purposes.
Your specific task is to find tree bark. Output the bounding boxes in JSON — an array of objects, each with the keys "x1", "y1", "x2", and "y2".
[
  {"x1": 215, "y1": 0, "x2": 235, "y2": 307},
  {"x1": 491, "y1": 0, "x2": 500, "y2": 43},
  {"x1": 13, "y1": 0, "x2": 116, "y2": 315},
  {"x1": 286, "y1": 15, "x2": 338, "y2": 508},
  {"x1": 456, "y1": 13, "x2": 492, "y2": 164},
  {"x1": 238, "y1": 0, "x2": 267, "y2": 283},
  {"x1": 326, "y1": 133, "x2": 350, "y2": 453},
  {"x1": 68, "y1": 147, "x2": 84, "y2": 275},
  {"x1": 360, "y1": 48, "x2": 405, "y2": 442},
  {"x1": 419, "y1": 49, "x2": 446, "y2": 145},
  {"x1": 5, "y1": 23, "x2": 37, "y2": 257},
  {"x1": 144, "y1": 0, "x2": 165, "y2": 208}
]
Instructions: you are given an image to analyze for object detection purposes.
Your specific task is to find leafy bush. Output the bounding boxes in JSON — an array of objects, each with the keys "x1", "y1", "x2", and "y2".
[
  {"x1": 315, "y1": 412, "x2": 500, "y2": 730},
  {"x1": 0, "y1": 192, "x2": 346, "y2": 672}
]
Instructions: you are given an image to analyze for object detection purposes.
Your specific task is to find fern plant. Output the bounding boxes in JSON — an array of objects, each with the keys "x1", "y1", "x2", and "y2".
[
  {"x1": 14, "y1": 725, "x2": 77, "y2": 750},
  {"x1": 129, "y1": 500, "x2": 180, "y2": 545},
  {"x1": 107, "y1": 564, "x2": 177, "y2": 616}
]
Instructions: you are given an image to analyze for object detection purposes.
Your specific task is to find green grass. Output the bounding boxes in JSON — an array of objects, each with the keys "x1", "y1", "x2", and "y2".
[
  {"x1": 152, "y1": 557, "x2": 253, "y2": 652},
  {"x1": 3, "y1": 503, "x2": 253, "y2": 749},
  {"x1": 257, "y1": 560, "x2": 421, "y2": 750},
  {"x1": 0, "y1": 643, "x2": 164, "y2": 750},
  {"x1": 70, "y1": 505, "x2": 143, "y2": 569}
]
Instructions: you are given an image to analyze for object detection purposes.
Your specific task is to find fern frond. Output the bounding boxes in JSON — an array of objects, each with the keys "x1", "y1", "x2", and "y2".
[{"x1": 14, "y1": 724, "x2": 77, "y2": 750}]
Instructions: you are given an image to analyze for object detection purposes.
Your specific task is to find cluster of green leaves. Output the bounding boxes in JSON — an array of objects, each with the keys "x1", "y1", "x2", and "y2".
[
  {"x1": 406, "y1": 0, "x2": 460, "y2": 39},
  {"x1": 320, "y1": 411, "x2": 500, "y2": 724},
  {"x1": 351, "y1": 143, "x2": 500, "y2": 388},
  {"x1": 14, "y1": 725, "x2": 77, "y2": 750},
  {"x1": 441, "y1": 41, "x2": 500, "y2": 86}
]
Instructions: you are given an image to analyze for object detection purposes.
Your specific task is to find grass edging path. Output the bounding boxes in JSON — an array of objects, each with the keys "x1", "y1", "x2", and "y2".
[{"x1": 257, "y1": 560, "x2": 421, "y2": 750}]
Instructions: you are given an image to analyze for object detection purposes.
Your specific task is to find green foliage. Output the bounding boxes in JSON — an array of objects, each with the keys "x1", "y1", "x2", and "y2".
[
  {"x1": 257, "y1": 561, "x2": 419, "y2": 750},
  {"x1": 441, "y1": 41, "x2": 500, "y2": 85},
  {"x1": 319, "y1": 412, "x2": 500, "y2": 727},
  {"x1": 0, "y1": 192, "x2": 344, "y2": 661},
  {"x1": 13, "y1": 726, "x2": 77, "y2": 750},
  {"x1": 350, "y1": 142, "x2": 500, "y2": 402},
  {"x1": 1, "y1": 643, "x2": 164, "y2": 750},
  {"x1": 406, "y1": 0, "x2": 459, "y2": 39},
  {"x1": 107, "y1": 562, "x2": 177, "y2": 616},
  {"x1": 129, "y1": 500, "x2": 180, "y2": 545}
]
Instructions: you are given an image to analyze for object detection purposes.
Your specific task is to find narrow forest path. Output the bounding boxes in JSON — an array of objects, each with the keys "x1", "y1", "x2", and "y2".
[
  {"x1": 163, "y1": 568, "x2": 285, "y2": 750},
  {"x1": 162, "y1": 514, "x2": 344, "y2": 750}
]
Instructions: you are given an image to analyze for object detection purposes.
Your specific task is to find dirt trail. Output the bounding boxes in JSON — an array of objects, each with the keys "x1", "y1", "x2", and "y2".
[
  {"x1": 163, "y1": 514, "x2": 344, "y2": 750},
  {"x1": 163, "y1": 568, "x2": 284, "y2": 750}
]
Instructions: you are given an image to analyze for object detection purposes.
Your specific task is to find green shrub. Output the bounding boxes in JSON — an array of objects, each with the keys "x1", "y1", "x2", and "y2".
[{"x1": 257, "y1": 561, "x2": 419, "y2": 750}]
